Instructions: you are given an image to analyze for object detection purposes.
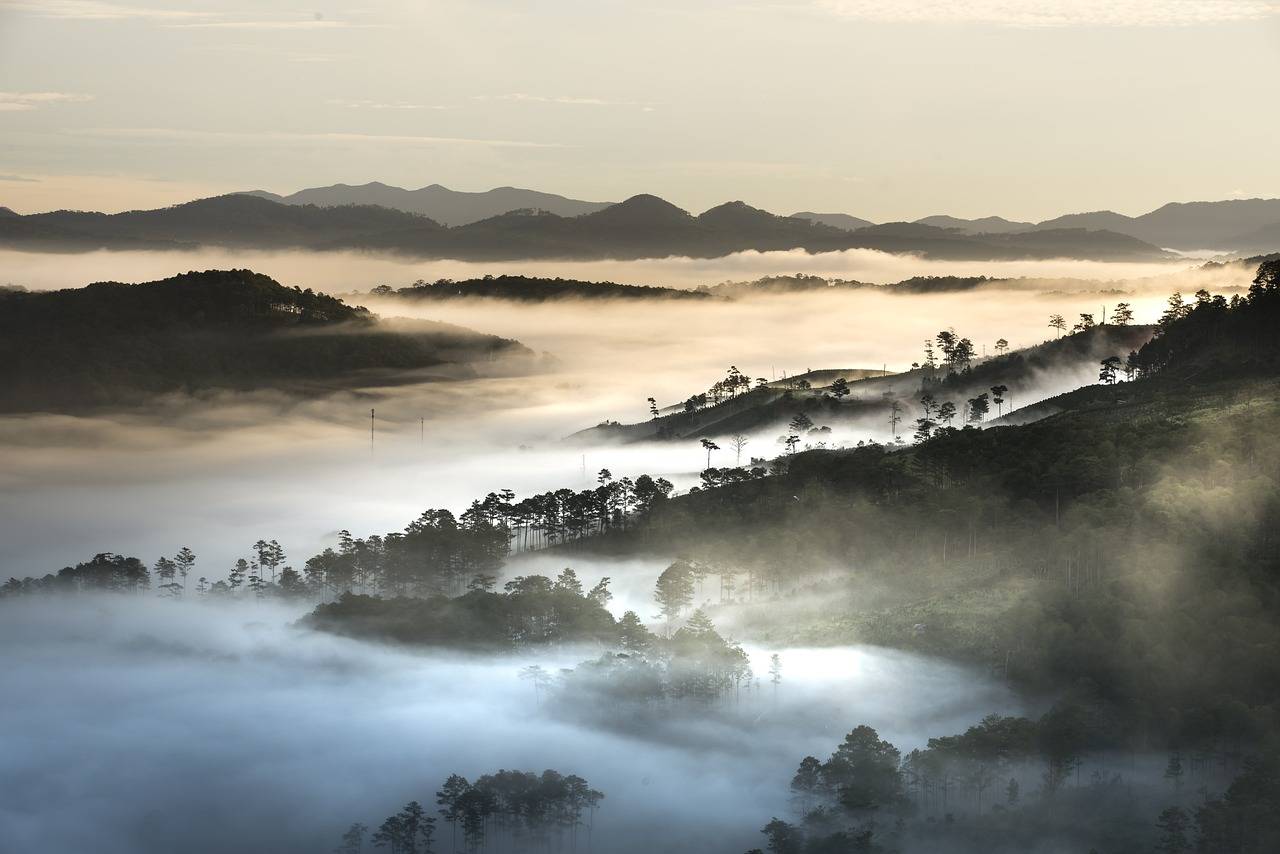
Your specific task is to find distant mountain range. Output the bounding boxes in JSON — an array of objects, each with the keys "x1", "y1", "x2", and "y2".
[
  {"x1": 226, "y1": 181, "x2": 1280, "y2": 252},
  {"x1": 241, "y1": 182, "x2": 612, "y2": 226},
  {"x1": 8, "y1": 180, "x2": 1273, "y2": 256},
  {"x1": 794, "y1": 199, "x2": 1280, "y2": 252},
  {"x1": 0, "y1": 193, "x2": 1175, "y2": 263}
]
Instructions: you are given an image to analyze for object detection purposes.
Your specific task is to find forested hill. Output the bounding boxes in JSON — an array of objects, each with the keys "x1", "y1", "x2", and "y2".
[
  {"x1": 573, "y1": 323, "x2": 1154, "y2": 444},
  {"x1": 0, "y1": 269, "x2": 529, "y2": 413},
  {"x1": 593, "y1": 262, "x2": 1280, "y2": 754},
  {"x1": 365, "y1": 274, "x2": 713, "y2": 302}
]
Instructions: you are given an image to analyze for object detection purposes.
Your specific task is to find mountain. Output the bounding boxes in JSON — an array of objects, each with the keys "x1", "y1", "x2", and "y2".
[
  {"x1": 803, "y1": 198, "x2": 1280, "y2": 251},
  {"x1": 1227, "y1": 222, "x2": 1280, "y2": 253},
  {"x1": 0, "y1": 194, "x2": 443, "y2": 252},
  {"x1": 790, "y1": 211, "x2": 876, "y2": 231},
  {"x1": 914, "y1": 214, "x2": 1034, "y2": 234},
  {"x1": 0, "y1": 206, "x2": 18, "y2": 218},
  {"x1": 239, "y1": 181, "x2": 613, "y2": 226},
  {"x1": 1032, "y1": 199, "x2": 1280, "y2": 250},
  {"x1": 0, "y1": 269, "x2": 529, "y2": 412},
  {"x1": 0, "y1": 193, "x2": 1174, "y2": 262}
]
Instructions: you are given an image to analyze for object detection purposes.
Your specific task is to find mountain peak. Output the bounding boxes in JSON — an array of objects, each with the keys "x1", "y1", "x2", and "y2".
[{"x1": 589, "y1": 194, "x2": 692, "y2": 224}]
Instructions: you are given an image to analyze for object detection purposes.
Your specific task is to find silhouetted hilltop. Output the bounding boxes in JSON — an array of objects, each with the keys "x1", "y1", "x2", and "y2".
[
  {"x1": 914, "y1": 214, "x2": 1035, "y2": 234},
  {"x1": 0, "y1": 269, "x2": 528, "y2": 412},
  {"x1": 790, "y1": 211, "x2": 875, "y2": 231},
  {"x1": 240, "y1": 181, "x2": 613, "y2": 226}
]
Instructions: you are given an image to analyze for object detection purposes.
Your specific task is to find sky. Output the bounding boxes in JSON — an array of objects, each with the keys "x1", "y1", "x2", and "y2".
[{"x1": 1, "y1": 0, "x2": 1279, "y2": 220}]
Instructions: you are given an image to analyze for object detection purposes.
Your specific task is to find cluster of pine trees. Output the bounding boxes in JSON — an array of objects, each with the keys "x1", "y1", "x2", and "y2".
[{"x1": 339, "y1": 768, "x2": 602, "y2": 854}]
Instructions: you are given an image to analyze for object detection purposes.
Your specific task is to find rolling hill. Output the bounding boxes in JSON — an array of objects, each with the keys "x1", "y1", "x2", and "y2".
[{"x1": 0, "y1": 269, "x2": 530, "y2": 413}]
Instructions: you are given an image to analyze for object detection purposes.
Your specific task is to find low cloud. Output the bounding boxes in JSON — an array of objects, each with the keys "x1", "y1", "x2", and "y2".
[
  {"x1": 474, "y1": 93, "x2": 648, "y2": 107},
  {"x1": 328, "y1": 99, "x2": 450, "y2": 111},
  {"x1": 0, "y1": 91, "x2": 93, "y2": 111}
]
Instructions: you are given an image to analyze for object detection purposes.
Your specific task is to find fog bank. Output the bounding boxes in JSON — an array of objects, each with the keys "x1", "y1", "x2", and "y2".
[{"x1": 0, "y1": 596, "x2": 1023, "y2": 854}]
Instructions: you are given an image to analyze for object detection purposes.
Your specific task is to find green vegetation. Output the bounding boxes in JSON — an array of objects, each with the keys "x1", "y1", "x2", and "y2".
[{"x1": 0, "y1": 269, "x2": 527, "y2": 412}]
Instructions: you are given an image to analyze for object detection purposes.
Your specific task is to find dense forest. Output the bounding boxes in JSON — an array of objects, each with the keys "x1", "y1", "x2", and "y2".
[{"x1": 0, "y1": 269, "x2": 529, "y2": 412}]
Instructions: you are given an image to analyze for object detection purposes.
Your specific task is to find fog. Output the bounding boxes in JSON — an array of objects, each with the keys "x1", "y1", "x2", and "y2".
[
  {"x1": 0, "y1": 245, "x2": 1206, "y2": 293},
  {"x1": 0, "y1": 595, "x2": 1023, "y2": 854},
  {"x1": 0, "y1": 250, "x2": 1257, "y2": 575}
]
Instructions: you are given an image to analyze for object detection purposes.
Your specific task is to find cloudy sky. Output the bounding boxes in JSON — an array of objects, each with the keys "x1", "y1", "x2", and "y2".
[{"x1": 1, "y1": 0, "x2": 1278, "y2": 219}]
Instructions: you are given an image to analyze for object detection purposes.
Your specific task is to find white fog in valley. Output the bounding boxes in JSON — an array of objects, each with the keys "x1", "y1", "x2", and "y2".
[
  {"x1": 0, "y1": 596, "x2": 1023, "y2": 854},
  {"x1": 0, "y1": 250, "x2": 1253, "y2": 574}
]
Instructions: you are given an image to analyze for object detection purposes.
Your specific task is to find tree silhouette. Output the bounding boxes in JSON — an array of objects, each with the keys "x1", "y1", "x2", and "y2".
[
  {"x1": 1049, "y1": 314, "x2": 1067, "y2": 337},
  {"x1": 1111, "y1": 302, "x2": 1134, "y2": 326},
  {"x1": 967, "y1": 393, "x2": 989, "y2": 423},
  {"x1": 336, "y1": 823, "x2": 368, "y2": 854},
  {"x1": 1099, "y1": 356, "x2": 1121, "y2": 385},
  {"x1": 700, "y1": 438, "x2": 720, "y2": 469},
  {"x1": 519, "y1": 665, "x2": 553, "y2": 706},
  {"x1": 654, "y1": 560, "x2": 696, "y2": 626},
  {"x1": 174, "y1": 546, "x2": 196, "y2": 592},
  {"x1": 1153, "y1": 805, "x2": 1190, "y2": 853},
  {"x1": 990, "y1": 385, "x2": 1008, "y2": 417},
  {"x1": 788, "y1": 413, "x2": 814, "y2": 434}
]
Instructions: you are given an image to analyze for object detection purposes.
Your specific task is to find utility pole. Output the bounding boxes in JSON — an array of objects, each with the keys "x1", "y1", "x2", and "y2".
[{"x1": 370, "y1": 408, "x2": 375, "y2": 454}]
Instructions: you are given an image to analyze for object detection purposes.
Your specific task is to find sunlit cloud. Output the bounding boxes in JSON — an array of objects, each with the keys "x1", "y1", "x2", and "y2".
[
  {"x1": 328, "y1": 99, "x2": 450, "y2": 111},
  {"x1": 0, "y1": 91, "x2": 93, "y2": 111},
  {"x1": 812, "y1": 0, "x2": 1280, "y2": 27},
  {"x1": 0, "y1": 174, "x2": 39, "y2": 182},
  {"x1": 474, "y1": 93, "x2": 643, "y2": 107},
  {"x1": 75, "y1": 127, "x2": 567, "y2": 149}
]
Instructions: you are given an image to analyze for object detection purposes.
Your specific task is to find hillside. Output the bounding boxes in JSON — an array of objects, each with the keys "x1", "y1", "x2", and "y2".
[
  {"x1": 572, "y1": 325, "x2": 1154, "y2": 444},
  {"x1": 570, "y1": 266, "x2": 1280, "y2": 759},
  {"x1": 0, "y1": 269, "x2": 529, "y2": 413},
  {"x1": 0, "y1": 193, "x2": 1175, "y2": 263},
  {"x1": 241, "y1": 181, "x2": 612, "y2": 226}
]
